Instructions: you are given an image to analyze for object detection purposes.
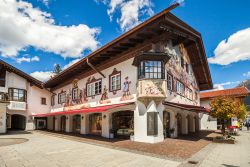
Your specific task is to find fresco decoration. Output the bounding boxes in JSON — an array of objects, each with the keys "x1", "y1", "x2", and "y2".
[
  {"x1": 163, "y1": 41, "x2": 199, "y2": 102},
  {"x1": 99, "y1": 86, "x2": 111, "y2": 104},
  {"x1": 109, "y1": 68, "x2": 121, "y2": 95},
  {"x1": 63, "y1": 79, "x2": 89, "y2": 109},
  {"x1": 120, "y1": 76, "x2": 134, "y2": 101}
]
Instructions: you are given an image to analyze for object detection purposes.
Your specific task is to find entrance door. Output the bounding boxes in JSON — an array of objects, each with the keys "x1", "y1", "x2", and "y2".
[
  {"x1": 72, "y1": 115, "x2": 81, "y2": 133},
  {"x1": 61, "y1": 116, "x2": 66, "y2": 132},
  {"x1": 112, "y1": 111, "x2": 134, "y2": 138},
  {"x1": 11, "y1": 114, "x2": 26, "y2": 130},
  {"x1": 163, "y1": 111, "x2": 170, "y2": 138},
  {"x1": 89, "y1": 113, "x2": 102, "y2": 135}
]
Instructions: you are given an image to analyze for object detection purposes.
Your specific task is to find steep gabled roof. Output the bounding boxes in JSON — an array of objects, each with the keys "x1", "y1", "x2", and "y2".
[
  {"x1": 200, "y1": 87, "x2": 250, "y2": 99},
  {"x1": 0, "y1": 59, "x2": 43, "y2": 88},
  {"x1": 44, "y1": 3, "x2": 212, "y2": 91}
]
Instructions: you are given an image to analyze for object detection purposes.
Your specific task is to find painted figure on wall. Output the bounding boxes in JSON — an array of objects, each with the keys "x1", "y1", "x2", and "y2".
[
  {"x1": 120, "y1": 76, "x2": 134, "y2": 101},
  {"x1": 99, "y1": 86, "x2": 111, "y2": 104}
]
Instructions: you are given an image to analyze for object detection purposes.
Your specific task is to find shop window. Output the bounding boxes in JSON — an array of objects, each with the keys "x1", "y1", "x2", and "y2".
[
  {"x1": 0, "y1": 69, "x2": 6, "y2": 87},
  {"x1": 176, "y1": 81, "x2": 184, "y2": 96},
  {"x1": 51, "y1": 95, "x2": 55, "y2": 106},
  {"x1": 167, "y1": 73, "x2": 173, "y2": 90},
  {"x1": 41, "y1": 97, "x2": 46, "y2": 105},
  {"x1": 138, "y1": 61, "x2": 164, "y2": 79},
  {"x1": 147, "y1": 112, "x2": 158, "y2": 136},
  {"x1": 87, "y1": 79, "x2": 102, "y2": 97},
  {"x1": 8, "y1": 88, "x2": 27, "y2": 102},
  {"x1": 58, "y1": 92, "x2": 66, "y2": 104},
  {"x1": 72, "y1": 87, "x2": 80, "y2": 100},
  {"x1": 109, "y1": 69, "x2": 121, "y2": 92}
]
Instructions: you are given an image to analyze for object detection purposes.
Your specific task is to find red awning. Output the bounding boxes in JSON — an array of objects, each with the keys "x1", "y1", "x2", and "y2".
[
  {"x1": 162, "y1": 101, "x2": 210, "y2": 113},
  {"x1": 32, "y1": 103, "x2": 134, "y2": 117}
]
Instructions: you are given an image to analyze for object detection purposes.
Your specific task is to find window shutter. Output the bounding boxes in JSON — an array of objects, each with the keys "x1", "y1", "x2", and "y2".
[{"x1": 147, "y1": 112, "x2": 158, "y2": 136}]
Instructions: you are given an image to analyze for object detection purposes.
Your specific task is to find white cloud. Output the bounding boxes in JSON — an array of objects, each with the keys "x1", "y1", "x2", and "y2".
[
  {"x1": 30, "y1": 71, "x2": 54, "y2": 82},
  {"x1": 208, "y1": 27, "x2": 250, "y2": 65},
  {"x1": 243, "y1": 71, "x2": 250, "y2": 78},
  {"x1": 97, "y1": 0, "x2": 153, "y2": 32},
  {"x1": 41, "y1": 0, "x2": 49, "y2": 6},
  {"x1": 213, "y1": 81, "x2": 240, "y2": 90},
  {"x1": 30, "y1": 57, "x2": 82, "y2": 82},
  {"x1": 63, "y1": 58, "x2": 81, "y2": 70},
  {"x1": 16, "y1": 56, "x2": 40, "y2": 63},
  {"x1": 0, "y1": 0, "x2": 100, "y2": 58}
]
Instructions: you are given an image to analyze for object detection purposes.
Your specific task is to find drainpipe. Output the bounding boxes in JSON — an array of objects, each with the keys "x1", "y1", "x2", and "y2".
[{"x1": 86, "y1": 58, "x2": 106, "y2": 78}]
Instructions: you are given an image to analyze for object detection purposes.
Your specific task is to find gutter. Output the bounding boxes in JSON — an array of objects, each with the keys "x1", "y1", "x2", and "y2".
[{"x1": 86, "y1": 58, "x2": 106, "y2": 78}]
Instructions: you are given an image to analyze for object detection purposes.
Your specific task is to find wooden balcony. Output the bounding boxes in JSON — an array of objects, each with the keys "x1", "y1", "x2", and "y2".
[{"x1": 137, "y1": 79, "x2": 167, "y2": 106}]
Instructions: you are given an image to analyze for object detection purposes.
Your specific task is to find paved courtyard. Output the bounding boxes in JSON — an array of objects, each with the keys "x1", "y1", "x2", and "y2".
[
  {"x1": 0, "y1": 131, "x2": 180, "y2": 167},
  {"x1": 198, "y1": 129, "x2": 250, "y2": 167}
]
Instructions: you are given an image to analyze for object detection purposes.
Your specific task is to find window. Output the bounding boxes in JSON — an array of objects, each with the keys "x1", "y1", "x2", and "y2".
[
  {"x1": 138, "y1": 60, "x2": 164, "y2": 79},
  {"x1": 0, "y1": 69, "x2": 6, "y2": 87},
  {"x1": 58, "y1": 92, "x2": 66, "y2": 104},
  {"x1": 186, "y1": 88, "x2": 193, "y2": 100},
  {"x1": 51, "y1": 95, "x2": 55, "y2": 106},
  {"x1": 180, "y1": 57, "x2": 184, "y2": 68},
  {"x1": 72, "y1": 88, "x2": 80, "y2": 100},
  {"x1": 147, "y1": 112, "x2": 158, "y2": 136},
  {"x1": 8, "y1": 88, "x2": 27, "y2": 102},
  {"x1": 41, "y1": 97, "x2": 46, "y2": 105},
  {"x1": 186, "y1": 63, "x2": 189, "y2": 73},
  {"x1": 176, "y1": 81, "x2": 184, "y2": 95},
  {"x1": 110, "y1": 73, "x2": 121, "y2": 92},
  {"x1": 87, "y1": 80, "x2": 102, "y2": 97},
  {"x1": 167, "y1": 73, "x2": 173, "y2": 90}
]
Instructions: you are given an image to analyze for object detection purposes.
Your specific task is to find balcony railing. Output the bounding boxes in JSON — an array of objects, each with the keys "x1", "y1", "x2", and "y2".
[{"x1": 137, "y1": 79, "x2": 167, "y2": 106}]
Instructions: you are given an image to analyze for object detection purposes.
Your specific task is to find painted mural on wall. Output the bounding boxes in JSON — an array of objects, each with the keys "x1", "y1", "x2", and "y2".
[
  {"x1": 163, "y1": 41, "x2": 199, "y2": 103},
  {"x1": 99, "y1": 86, "x2": 111, "y2": 104},
  {"x1": 120, "y1": 76, "x2": 134, "y2": 101},
  {"x1": 63, "y1": 79, "x2": 89, "y2": 110}
]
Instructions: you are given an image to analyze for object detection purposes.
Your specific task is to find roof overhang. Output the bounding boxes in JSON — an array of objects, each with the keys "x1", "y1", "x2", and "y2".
[
  {"x1": 163, "y1": 101, "x2": 210, "y2": 113},
  {"x1": 0, "y1": 60, "x2": 43, "y2": 89},
  {"x1": 44, "y1": 5, "x2": 212, "y2": 91}
]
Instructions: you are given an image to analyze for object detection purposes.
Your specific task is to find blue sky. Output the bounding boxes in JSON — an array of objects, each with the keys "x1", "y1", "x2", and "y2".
[{"x1": 0, "y1": 0, "x2": 250, "y2": 90}]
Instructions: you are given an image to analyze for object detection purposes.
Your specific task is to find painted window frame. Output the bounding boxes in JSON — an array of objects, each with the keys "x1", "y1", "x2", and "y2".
[
  {"x1": 186, "y1": 87, "x2": 193, "y2": 100},
  {"x1": 8, "y1": 88, "x2": 27, "y2": 102},
  {"x1": 58, "y1": 91, "x2": 66, "y2": 104},
  {"x1": 176, "y1": 80, "x2": 185, "y2": 96},
  {"x1": 86, "y1": 79, "x2": 102, "y2": 97},
  {"x1": 109, "y1": 71, "x2": 121, "y2": 92},
  {"x1": 72, "y1": 87, "x2": 80, "y2": 101},
  {"x1": 167, "y1": 73, "x2": 173, "y2": 91}
]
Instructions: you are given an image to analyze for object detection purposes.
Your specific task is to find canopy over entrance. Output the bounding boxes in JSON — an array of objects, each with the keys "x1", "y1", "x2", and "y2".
[{"x1": 32, "y1": 103, "x2": 134, "y2": 117}]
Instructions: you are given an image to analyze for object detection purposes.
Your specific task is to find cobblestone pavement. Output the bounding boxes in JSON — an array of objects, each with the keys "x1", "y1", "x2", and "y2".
[
  {"x1": 198, "y1": 129, "x2": 250, "y2": 167},
  {"x1": 0, "y1": 131, "x2": 180, "y2": 167}
]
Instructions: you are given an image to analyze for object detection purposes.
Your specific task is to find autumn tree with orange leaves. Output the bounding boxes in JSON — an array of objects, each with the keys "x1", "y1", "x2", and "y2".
[{"x1": 210, "y1": 97, "x2": 246, "y2": 134}]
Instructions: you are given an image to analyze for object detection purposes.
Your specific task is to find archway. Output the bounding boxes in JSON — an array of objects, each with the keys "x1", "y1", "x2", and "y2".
[
  {"x1": 11, "y1": 114, "x2": 26, "y2": 130},
  {"x1": 163, "y1": 111, "x2": 170, "y2": 138},
  {"x1": 61, "y1": 115, "x2": 66, "y2": 132},
  {"x1": 72, "y1": 115, "x2": 81, "y2": 133},
  {"x1": 112, "y1": 110, "x2": 134, "y2": 138},
  {"x1": 187, "y1": 115, "x2": 192, "y2": 133},
  {"x1": 195, "y1": 116, "x2": 199, "y2": 132},
  {"x1": 89, "y1": 113, "x2": 102, "y2": 135}
]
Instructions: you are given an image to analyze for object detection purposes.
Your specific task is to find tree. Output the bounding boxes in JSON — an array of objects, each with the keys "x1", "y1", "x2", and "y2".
[
  {"x1": 53, "y1": 64, "x2": 62, "y2": 75},
  {"x1": 237, "y1": 79, "x2": 250, "y2": 90},
  {"x1": 210, "y1": 97, "x2": 246, "y2": 134}
]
